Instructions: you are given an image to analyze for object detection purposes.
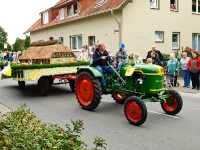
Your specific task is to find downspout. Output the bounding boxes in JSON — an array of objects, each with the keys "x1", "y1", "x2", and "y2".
[{"x1": 111, "y1": 9, "x2": 121, "y2": 44}]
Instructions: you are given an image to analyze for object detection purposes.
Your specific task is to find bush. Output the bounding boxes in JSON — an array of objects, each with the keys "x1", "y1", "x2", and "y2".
[{"x1": 0, "y1": 103, "x2": 106, "y2": 150}]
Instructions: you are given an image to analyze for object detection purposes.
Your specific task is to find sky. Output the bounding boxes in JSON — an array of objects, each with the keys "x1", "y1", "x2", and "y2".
[{"x1": 0, "y1": 0, "x2": 58, "y2": 45}]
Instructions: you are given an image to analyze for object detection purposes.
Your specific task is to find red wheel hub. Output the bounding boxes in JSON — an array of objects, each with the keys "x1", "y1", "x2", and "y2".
[
  {"x1": 163, "y1": 93, "x2": 178, "y2": 112},
  {"x1": 126, "y1": 101, "x2": 142, "y2": 122},
  {"x1": 112, "y1": 92, "x2": 126, "y2": 100},
  {"x1": 76, "y1": 75, "x2": 94, "y2": 106}
]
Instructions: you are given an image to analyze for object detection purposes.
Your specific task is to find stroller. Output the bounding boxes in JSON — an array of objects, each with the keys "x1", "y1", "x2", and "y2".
[{"x1": 164, "y1": 70, "x2": 180, "y2": 88}]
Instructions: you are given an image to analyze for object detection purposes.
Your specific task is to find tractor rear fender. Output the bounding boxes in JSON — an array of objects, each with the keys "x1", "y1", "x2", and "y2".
[{"x1": 76, "y1": 66, "x2": 102, "y2": 78}]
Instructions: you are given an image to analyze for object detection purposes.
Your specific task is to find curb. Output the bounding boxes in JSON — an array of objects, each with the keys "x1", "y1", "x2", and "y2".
[{"x1": 0, "y1": 103, "x2": 11, "y2": 121}]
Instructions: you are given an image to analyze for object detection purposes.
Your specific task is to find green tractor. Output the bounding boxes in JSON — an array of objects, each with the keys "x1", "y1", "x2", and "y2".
[{"x1": 75, "y1": 62, "x2": 183, "y2": 126}]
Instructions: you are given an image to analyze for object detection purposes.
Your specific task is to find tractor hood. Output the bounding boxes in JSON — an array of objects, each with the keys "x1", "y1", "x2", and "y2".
[{"x1": 132, "y1": 64, "x2": 164, "y2": 75}]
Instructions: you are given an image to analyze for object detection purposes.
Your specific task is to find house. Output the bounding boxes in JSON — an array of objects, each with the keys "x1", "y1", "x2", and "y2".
[
  {"x1": 24, "y1": 0, "x2": 200, "y2": 59},
  {"x1": 19, "y1": 40, "x2": 77, "y2": 64}
]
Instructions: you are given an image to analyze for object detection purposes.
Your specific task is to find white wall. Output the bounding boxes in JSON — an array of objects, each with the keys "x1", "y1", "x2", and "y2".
[
  {"x1": 30, "y1": 10, "x2": 122, "y2": 58},
  {"x1": 122, "y1": 0, "x2": 200, "y2": 58}
]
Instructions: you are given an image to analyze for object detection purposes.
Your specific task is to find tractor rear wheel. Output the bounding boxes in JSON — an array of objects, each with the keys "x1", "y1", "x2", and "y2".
[
  {"x1": 111, "y1": 92, "x2": 127, "y2": 104},
  {"x1": 124, "y1": 96, "x2": 147, "y2": 126},
  {"x1": 75, "y1": 71, "x2": 102, "y2": 111},
  {"x1": 18, "y1": 81, "x2": 25, "y2": 88},
  {"x1": 38, "y1": 77, "x2": 49, "y2": 96},
  {"x1": 69, "y1": 80, "x2": 75, "y2": 92},
  {"x1": 161, "y1": 90, "x2": 183, "y2": 115}
]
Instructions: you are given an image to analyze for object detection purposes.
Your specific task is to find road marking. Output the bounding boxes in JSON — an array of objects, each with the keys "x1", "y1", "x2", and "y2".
[
  {"x1": 147, "y1": 110, "x2": 179, "y2": 119},
  {"x1": 101, "y1": 99, "x2": 179, "y2": 119}
]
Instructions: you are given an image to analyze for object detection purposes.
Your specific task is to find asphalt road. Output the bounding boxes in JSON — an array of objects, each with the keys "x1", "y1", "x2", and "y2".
[{"x1": 0, "y1": 79, "x2": 200, "y2": 150}]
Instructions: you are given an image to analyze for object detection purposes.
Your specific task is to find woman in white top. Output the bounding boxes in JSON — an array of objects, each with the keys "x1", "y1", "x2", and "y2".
[
  {"x1": 180, "y1": 52, "x2": 190, "y2": 87},
  {"x1": 135, "y1": 53, "x2": 143, "y2": 64},
  {"x1": 79, "y1": 48, "x2": 88, "y2": 62}
]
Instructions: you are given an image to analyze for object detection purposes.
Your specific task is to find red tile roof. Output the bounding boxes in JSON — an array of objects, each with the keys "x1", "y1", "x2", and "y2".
[{"x1": 24, "y1": 0, "x2": 132, "y2": 34}]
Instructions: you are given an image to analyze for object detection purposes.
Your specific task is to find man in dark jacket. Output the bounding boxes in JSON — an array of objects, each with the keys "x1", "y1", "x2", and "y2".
[
  {"x1": 91, "y1": 42, "x2": 113, "y2": 90},
  {"x1": 146, "y1": 45, "x2": 163, "y2": 62}
]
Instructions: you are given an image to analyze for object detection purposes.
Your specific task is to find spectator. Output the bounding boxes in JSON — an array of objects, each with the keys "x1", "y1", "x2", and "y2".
[
  {"x1": 114, "y1": 43, "x2": 128, "y2": 72},
  {"x1": 187, "y1": 51, "x2": 200, "y2": 90},
  {"x1": 146, "y1": 58, "x2": 153, "y2": 64},
  {"x1": 180, "y1": 52, "x2": 190, "y2": 88},
  {"x1": 91, "y1": 41, "x2": 113, "y2": 90},
  {"x1": 125, "y1": 52, "x2": 135, "y2": 65},
  {"x1": 79, "y1": 47, "x2": 88, "y2": 61},
  {"x1": 88, "y1": 52, "x2": 93, "y2": 64},
  {"x1": 88, "y1": 43, "x2": 93, "y2": 53},
  {"x1": 146, "y1": 45, "x2": 163, "y2": 63},
  {"x1": 135, "y1": 53, "x2": 143, "y2": 64},
  {"x1": 167, "y1": 54, "x2": 180, "y2": 87},
  {"x1": 151, "y1": 52, "x2": 162, "y2": 66}
]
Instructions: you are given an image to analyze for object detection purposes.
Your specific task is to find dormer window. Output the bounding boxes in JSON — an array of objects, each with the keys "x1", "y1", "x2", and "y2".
[
  {"x1": 67, "y1": 3, "x2": 78, "y2": 17},
  {"x1": 43, "y1": 12, "x2": 49, "y2": 24},
  {"x1": 60, "y1": 8, "x2": 64, "y2": 20},
  {"x1": 67, "y1": 5, "x2": 72, "y2": 17}
]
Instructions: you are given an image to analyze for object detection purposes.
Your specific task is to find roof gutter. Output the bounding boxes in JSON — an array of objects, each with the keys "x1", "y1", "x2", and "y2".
[{"x1": 111, "y1": 9, "x2": 121, "y2": 44}]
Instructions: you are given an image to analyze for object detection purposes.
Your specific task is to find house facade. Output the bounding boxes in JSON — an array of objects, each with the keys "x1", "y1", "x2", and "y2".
[{"x1": 25, "y1": 0, "x2": 200, "y2": 59}]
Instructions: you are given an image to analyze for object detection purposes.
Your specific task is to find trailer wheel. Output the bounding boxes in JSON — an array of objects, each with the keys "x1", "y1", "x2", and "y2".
[
  {"x1": 38, "y1": 77, "x2": 49, "y2": 96},
  {"x1": 69, "y1": 80, "x2": 75, "y2": 92},
  {"x1": 124, "y1": 96, "x2": 147, "y2": 126},
  {"x1": 18, "y1": 81, "x2": 25, "y2": 88},
  {"x1": 48, "y1": 77, "x2": 54, "y2": 86},
  {"x1": 75, "y1": 71, "x2": 102, "y2": 111},
  {"x1": 161, "y1": 90, "x2": 183, "y2": 115},
  {"x1": 111, "y1": 92, "x2": 127, "y2": 104}
]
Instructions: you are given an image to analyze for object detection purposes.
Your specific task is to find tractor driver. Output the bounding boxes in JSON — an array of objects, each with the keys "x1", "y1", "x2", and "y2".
[{"x1": 91, "y1": 42, "x2": 113, "y2": 90}]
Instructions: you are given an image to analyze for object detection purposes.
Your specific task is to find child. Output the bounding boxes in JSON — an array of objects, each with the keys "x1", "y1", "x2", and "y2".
[{"x1": 146, "y1": 58, "x2": 153, "y2": 64}]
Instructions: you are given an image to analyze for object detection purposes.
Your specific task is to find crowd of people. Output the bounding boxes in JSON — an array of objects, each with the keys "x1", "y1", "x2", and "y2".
[
  {"x1": 0, "y1": 51, "x2": 23, "y2": 63},
  {"x1": 79, "y1": 42, "x2": 200, "y2": 91}
]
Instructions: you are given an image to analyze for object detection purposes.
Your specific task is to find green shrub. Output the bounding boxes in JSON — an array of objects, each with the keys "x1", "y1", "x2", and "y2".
[{"x1": 0, "y1": 103, "x2": 107, "y2": 150}]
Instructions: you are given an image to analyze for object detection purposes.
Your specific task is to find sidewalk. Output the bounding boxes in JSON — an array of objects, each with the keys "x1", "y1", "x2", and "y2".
[
  {"x1": 171, "y1": 77, "x2": 200, "y2": 94},
  {"x1": 0, "y1": 104, "x2": 11, "y2": 121}
]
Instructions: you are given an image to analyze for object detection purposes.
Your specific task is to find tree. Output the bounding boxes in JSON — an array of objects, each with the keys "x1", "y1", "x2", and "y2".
[
  {"x1": 13, "y1": 38, "x2": 21, "y2": 52},
  {"x1": 24, "y1": 35, "x2": 30, "y2": 50},
  {"x1": 7, "y1": 43, "x2": 12, "y2": 51},
  {"x1": 0, "y1": 26, "x2": 8, "y2": 50}
]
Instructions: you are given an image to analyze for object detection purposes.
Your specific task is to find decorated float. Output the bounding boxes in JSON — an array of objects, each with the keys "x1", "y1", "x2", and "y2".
[{"x1": 0, "y1": 40, "x2": 89, "y2": 96}]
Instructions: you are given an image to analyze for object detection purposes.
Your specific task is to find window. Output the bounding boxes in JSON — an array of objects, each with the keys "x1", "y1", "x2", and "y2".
[
  {"x1": 70, "y1": 35, "x2": 82, "y2": 51},
  {"x1": 94, "y1": 0, "x2": 108, "y2": 8},
  {"x1": 73, "y1": 3, "x2": 78, "y2": 15},
  {"x1": 192, "y1": 34, "x2": 200, "y2": 52},
  {"x1": 155, "y1": 31, "x2": 164, "y2": 42},
  {"x1": 150, "y1": 0, "x2": 159, "y2": 9},
  {"x1": 67, "y1": 3, "x2": 78, "y2": 17},
  {"x1": 172, "y1": 33, "x2": 180, "y2": 49},
  {"x1": 170, "y1": 0, "x2": 178, "y2": 11},
  {"x1": 67, "y1": 5, "x2": 72, "y2": 17},
  {"x1": 192, "y1": 0, "x2": 200, "y2": 13},
  {"x1": 59, "y1": 8, "x2": 64, "y2": 20},
  {"x1": 43, "y1": 12, "x2": 49, "y2": 24}
]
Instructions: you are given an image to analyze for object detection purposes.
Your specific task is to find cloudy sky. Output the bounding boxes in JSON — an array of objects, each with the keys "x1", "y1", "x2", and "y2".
[{"x1": 0, "y1": 0, "x2": 58, "y2": 44}]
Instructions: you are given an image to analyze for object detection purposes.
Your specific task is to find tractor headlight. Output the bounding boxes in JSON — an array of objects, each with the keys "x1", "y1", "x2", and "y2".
[{"x1": 137, "y1": 78, "x2": 143, "y2": 84}]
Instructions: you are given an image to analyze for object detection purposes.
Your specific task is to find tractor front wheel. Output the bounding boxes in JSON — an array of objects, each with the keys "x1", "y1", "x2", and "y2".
[
  {"x1": 112, "y1": 92, "x2": 127, "y2": 104},
  {"x1": 161, "y1": 90, "x2": 183, "y2": 115},
  {"x1": 38, "y1": 77, "x2": 49, "y2": 96},
  {"x1": 75, "y1": 71, "x2": 102, "y2": 111},
  {"x1": 124, "y1": 96, "x2": 147, "y2": 126},
  {"x1": 18, "y1": 81, "x2": 25, "y2": 88}
]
